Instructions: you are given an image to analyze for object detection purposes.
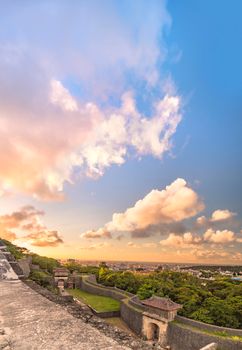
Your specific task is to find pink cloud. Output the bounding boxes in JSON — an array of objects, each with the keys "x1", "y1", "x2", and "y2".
[
  {"x1": 0, "y1": 206, "x2": 63, "y2": 247},
  {"x1": 0, "y1": 69, "x2": 182, "y2": 200}
]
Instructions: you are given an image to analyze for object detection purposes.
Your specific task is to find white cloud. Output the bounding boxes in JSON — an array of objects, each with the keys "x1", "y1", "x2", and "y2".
[
  {"x1": 0, "y1": 64, "x2": 182, "y2": 199},
  {"x1": 0, "y1": 1, "x2": 178, "y2": 200},
  {"x1": 203, "y1": 229, "x2": 235, "y2": 243},
  {"x1": 158, "y1": 227, "x2": 242, "y2": 254},
  {"x1": 81, "y1": 178, "x2": 204, "y2": 238},
  {"x1": 196, "y1": 209, "x2": 236, "y2": 226},
  {"x1": 80, "y1": 228, "x2": 111, "y2": 239},
  {"x1": 160, "y1": 232, "x2": 201, "y2": 248},
  {"x1": 50, "y1": 79, "x2": 78, "y2": 112},
  {"x1": 196, "y1": 216, "x2": 207, "y2": 226},
  {"x1": 210, "y1": 209, "x2": 236, "y2": 222},
  {"x1": 107, "y1": 178, "x2": 204, "y2": 232}
]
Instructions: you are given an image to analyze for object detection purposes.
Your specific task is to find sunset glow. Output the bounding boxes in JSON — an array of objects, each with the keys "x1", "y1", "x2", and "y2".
[{"x1": 0, "y1": 1, "x2": 241, "y2": 264}]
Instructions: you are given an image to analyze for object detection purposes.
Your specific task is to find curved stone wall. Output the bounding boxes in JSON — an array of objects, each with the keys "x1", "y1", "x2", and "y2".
[
  {"x1": 81, "y1": 276, "x2": 129, "y2": 301},
  {"x1": 167, "y1": 322, "x2": 242, "y2": 350},
  {"x1": 120, "y1": 298, "x2": 143, "y2": 335},
  {"x1": 79, "y1": 275, "x2": 242, "y2": 350},
  {"x1": 175, "y1": 315, "x2": 242, "y2": 337},
  {"x1": 81, "y1": 276, "x2": 144, "y2": 334}
]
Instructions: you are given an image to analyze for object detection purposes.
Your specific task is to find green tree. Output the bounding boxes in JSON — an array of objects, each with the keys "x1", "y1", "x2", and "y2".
[{"x1": 30, "y1": 271, "x2": 51, "y2": 287}]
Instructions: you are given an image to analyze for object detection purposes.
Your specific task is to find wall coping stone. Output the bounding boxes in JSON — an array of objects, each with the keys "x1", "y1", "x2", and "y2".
[{"x1": 200, "y1": 343, "x2": 218, "y2": 350}]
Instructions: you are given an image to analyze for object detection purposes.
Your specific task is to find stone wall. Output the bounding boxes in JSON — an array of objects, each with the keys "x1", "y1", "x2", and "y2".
[
  {"x1": 81, "y1": 276, "x2": 131, "y2": 301},
  {"x1": 175, "y1": 315, "x2": 242, "y2": 337},
  {"x1": 128, "y1": 296, "x2": 146, "y2": 311},
  {"x1": 84, "y1": 275, "x2": 133, "y2": 297},
  {"x1": 120, "y1": 299, "x2": 143, "y2": 335},
  {"x1": 167, "y1": 321, "x2": 242, "y2": 350},
  {"x1": 18, "y1": 256, "x2": 32, "y2": 278},
  {"x1": 91, "y1": 309, "x2": 120, "y2": 318}
]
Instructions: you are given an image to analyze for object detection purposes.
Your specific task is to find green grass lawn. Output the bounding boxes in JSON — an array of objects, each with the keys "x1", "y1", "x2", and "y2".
[{"x1": 68, "y1": 288, "x2": 120, "y2": 312}]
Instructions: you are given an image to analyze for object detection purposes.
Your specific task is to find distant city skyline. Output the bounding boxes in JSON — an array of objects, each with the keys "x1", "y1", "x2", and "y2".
[{"x1": 0, "y1": 0, "x2": 241, "y2": 264}]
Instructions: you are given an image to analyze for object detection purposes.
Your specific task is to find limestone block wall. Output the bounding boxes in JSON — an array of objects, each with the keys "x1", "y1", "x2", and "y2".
[
  {"x1": 175, "y1": 315, "x2": 242, "y2": 337},
  {"x1": 167, "y1": 321, "x2": 242, "y2": 350},
  {"x1": 81, "y1": 276, "x2": 132, "y2": 301},
  {"x1": 128, "y1": 296, "x2": 146, "y2": 311},
  {"x1": 91, "y1": 309, "x2": 120, "y2": 318},
  {"x1": 18, "y1": 256, "x2": 32, "y2": 278},
  {"x1": 120, "y1": 299, "x2": 143, "y2": 335}
]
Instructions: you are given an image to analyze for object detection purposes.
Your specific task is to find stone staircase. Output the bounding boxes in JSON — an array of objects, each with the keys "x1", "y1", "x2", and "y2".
[{"x1": 0, "y1": 240, "x2": 24, "y2": 280}]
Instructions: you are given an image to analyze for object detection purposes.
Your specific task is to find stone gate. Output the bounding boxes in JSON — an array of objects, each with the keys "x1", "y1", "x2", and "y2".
[{"x1": 141, "y1": 296, "x2": 182, "y2": 346}]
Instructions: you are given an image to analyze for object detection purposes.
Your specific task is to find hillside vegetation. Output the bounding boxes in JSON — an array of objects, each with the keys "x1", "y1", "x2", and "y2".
[
  {"x1": 98, "y1": 268, "x2": 242, "y2": 329},
  {"x1": 1, "y1": 238, "x2": 60, "y2": 286}
]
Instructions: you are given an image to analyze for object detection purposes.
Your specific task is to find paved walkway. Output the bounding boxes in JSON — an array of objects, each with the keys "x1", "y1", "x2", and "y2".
[{"x1": 0, "y1": 280, "x2": 131, "y2": 350}]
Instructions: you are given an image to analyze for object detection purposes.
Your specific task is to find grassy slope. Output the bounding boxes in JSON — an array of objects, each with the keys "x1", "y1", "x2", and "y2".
[{"x1": 68, "y1": 288, "x2": 120, "y2": 312}]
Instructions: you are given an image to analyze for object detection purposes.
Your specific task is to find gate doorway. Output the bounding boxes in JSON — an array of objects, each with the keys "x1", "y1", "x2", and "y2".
[
  {"x1": 57, "y1": 279, "x2": 65, "y2": 289},
  {"x1": 147, "y1": 322, "x2": 160, "y2": 341}
]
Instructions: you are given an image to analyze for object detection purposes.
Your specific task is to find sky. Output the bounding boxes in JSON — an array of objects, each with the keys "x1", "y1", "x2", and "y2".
[{"x1": 0, "y1": 0, "x2": 241, "y2": 264}]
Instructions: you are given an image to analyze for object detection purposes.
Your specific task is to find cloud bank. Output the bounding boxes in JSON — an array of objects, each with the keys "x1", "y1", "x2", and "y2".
[
  {"x1": 0, "y1": 1, "x2": 180, "y2": 200},
  {"x1": 0, "y1": 206, "x2": 63, "y2": 247},
  {"x1": 80, "y1": 175, "x2": 241, "y2": 262},
  {"x1": 0, "y1": 74, "x2": 181, "y2": 199},
  {"x1": 81, "y1": 178, "x2": 204, "y2": 238}
]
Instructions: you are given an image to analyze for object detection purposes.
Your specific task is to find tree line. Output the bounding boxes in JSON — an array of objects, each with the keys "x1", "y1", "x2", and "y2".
[{"x1": 97, "y1": 267, "x2": 242, "y2": 329}]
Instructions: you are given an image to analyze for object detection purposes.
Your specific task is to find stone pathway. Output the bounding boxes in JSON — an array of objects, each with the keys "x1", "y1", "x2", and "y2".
[{"x1": 0, "y1": 280, "x2": 131, "y2": 350}]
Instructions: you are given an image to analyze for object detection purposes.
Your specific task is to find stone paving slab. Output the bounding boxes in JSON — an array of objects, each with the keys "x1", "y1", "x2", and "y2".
[{"x1": 0, "y1": 280, "x2": 131, "y2": 350}]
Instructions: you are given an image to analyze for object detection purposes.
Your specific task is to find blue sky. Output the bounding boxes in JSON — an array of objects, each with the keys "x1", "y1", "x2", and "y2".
[{"x1": 0, "y1": 1, "x2": 241, "y2": 263}]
